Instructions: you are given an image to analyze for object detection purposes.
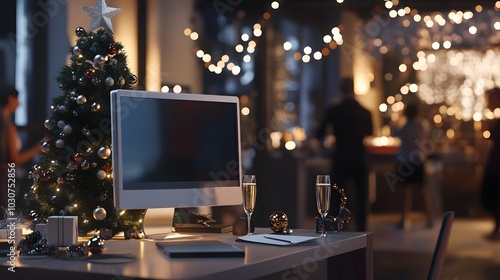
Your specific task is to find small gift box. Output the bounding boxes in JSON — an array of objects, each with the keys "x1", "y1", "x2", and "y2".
[
  {"x1": 35, "y1": 223, "x2": 48, "y2": 238},
  {"x1": 47, "y1": 216, "x2": 78, "y2": 247}
]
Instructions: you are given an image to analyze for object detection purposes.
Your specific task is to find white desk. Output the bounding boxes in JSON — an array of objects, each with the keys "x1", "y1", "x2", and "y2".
[{"x1": 1, "y1": 229, "x2": 372, "y2": 280}]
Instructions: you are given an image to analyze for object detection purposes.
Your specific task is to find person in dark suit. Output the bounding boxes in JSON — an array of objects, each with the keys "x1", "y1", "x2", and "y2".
[{"x1": 315, "y1": 77, "x2": 373, "y2": 231}]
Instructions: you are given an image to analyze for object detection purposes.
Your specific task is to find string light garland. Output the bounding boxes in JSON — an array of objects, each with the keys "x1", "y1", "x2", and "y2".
[
  {"x1": 184, "y1": 1, "x2": 280, "y2": 75},
  {"x1": 367, "y1": 1, "x2": 500, "y2": 125}
]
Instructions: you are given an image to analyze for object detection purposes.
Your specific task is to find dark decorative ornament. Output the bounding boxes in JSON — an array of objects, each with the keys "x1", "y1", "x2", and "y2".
[
  {"x1": 57, "y1": 120, "x2": 65, "y2": 128},
  {"x1": 124, "y1": 227, "x2": 142, "y2": 240},
  {"x1": 59, "y1": 83, "x2": 64, "y2": 90},
  {"x1": 268, "y1": 211, "x2": 290, "y2": 233},
  {"x1": 129, "y1": 74, "x2": 138, "y2": 84},
  {"x1": 232, "y1": 216, "x2": 255, "y2": 235},
  {"x1": 99, "y1": 228, "x2": 113, "y2": 240},
  {"x1": 117, "y1": 76, "x2": 124, "y2": 86},
  {"x1": 315, "y1": 184, "x2": 351, "y2": 233},
  {"x1": 86, "y1": 235, "x2": 105, "y2": 255},
  {"x1": 66, "y1": 244, "x2": 86, "y2": 257},
  {"x1": 58, "y1": 105, "x2": 67, "y2": 112},
  {"x1": 18, "y1": 231, "x2": 51, "y2": 255},
  {"x1": 75, "y1": 27, "x2": 86, "y2": 37}
]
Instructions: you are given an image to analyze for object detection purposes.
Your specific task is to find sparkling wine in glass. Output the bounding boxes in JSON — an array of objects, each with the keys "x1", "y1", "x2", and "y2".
[
  {"x1": 316, "y1": 175, "x2": 331, "y2": 237},
  {"x1": 242, "y1": 175, "x2": 257, "y2": 235}
]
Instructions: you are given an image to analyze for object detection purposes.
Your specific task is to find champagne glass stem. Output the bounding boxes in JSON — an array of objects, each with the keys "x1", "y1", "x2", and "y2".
[
  {"x1": 247, "y1": 213, "x2": 252, "y2": 235},
  {"x1": 321, "y1": 215, "x2": 326, "y2": 237}
]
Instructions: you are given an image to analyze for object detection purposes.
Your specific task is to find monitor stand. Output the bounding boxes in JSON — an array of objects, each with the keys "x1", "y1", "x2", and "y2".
[{"x1": 142, "y1": 208, "x2": 202, "y2": 240}]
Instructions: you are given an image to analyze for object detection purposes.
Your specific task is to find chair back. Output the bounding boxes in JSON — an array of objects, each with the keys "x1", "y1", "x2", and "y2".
[{"x1": 426, "y1": 211, "x2": 454, "y2": 280}]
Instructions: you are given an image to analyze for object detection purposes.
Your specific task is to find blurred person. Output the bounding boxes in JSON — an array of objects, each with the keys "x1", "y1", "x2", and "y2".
[
  {"x1": 392, "y1": 103, "x2": 433, "y2": 229},
  {"x1": 315, "y1": 77, "x2": 373, "y2": 231},
  {"x1": 481, "y1": 88, "x2": 500, "y2": 241},
  {"x1": 0, "y1": 86, "x2": 41, "y2": 212}
]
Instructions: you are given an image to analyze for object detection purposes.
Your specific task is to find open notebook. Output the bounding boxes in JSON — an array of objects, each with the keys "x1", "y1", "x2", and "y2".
[{"x1": 236, "y1": 234, "x2": 319, "y2": 246}]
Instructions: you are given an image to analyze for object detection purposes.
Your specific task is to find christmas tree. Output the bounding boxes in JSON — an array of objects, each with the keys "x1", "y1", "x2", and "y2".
[{"x1": 25, "y1": 1, "x2": 144, "y2": 235}]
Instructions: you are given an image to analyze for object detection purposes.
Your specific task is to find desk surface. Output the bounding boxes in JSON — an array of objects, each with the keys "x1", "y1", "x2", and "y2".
[{"x1": 1, "y1": 229, "x2": 371, "y2": 280}]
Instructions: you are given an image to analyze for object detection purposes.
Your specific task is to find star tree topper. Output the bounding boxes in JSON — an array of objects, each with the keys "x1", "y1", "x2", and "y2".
[{"x1": 81, "y1": 0, "x2": 121, "y2": 33}]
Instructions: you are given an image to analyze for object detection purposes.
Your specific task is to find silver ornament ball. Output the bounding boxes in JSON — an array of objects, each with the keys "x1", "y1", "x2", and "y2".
[
  {"x1": 44, "y1": 119, "x2": 54, "y2": 129},
  {"x1": 93, "y1": 55, "x2": 105, "y2": 69},
  {"x1": 57, "y1": 120, "x2": 66, "y2": 128},
  {"x1": 105, "y1": 77, "x2": 115, "y2": 86},
  {"x1": 73, "y1": 46, "x2": 82, "y2": 56},
  {"x1": 93, "y1": 207, "x2": 107, "y2": 221},
  {"x1": 98, "y1": 147, "x2": 111, "y2": 159},
  {"x1": 76, "y1": 95, "x2": 87, "y2": 105},
  {"x1": 41, "y1": 142, "x2": 51, "y2": 153},
  {"x1": 63, "y1": 125, "x2": 73, "y2": 134},
  {"x1": 55, "y1": 139, "x2": 65, "y2": 148}
]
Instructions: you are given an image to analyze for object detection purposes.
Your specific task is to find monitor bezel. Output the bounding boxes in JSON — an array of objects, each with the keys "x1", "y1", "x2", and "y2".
[{"x1": 110, "y1": 90, "x2": 243, "y2": 210}]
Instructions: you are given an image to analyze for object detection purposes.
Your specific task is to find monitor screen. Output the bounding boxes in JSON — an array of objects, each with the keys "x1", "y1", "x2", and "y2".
[{"x1": 111, "y1": 90, "x2": 243, "y2": 210}]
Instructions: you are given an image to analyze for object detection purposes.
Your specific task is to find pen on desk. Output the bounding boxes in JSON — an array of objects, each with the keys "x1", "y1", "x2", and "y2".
[{"x1": 263, "y1": 235, "x2": 294, "y2": 244}]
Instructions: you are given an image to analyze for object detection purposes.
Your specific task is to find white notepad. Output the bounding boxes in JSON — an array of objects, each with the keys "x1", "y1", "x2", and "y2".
[{"x1": 236, "y1": 234, "x2": 319, "y2": 246}]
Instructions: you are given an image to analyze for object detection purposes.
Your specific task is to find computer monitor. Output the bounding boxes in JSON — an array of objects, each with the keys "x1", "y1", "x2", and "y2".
[{"x1": 110, "y1": 90, "x2": 243, "y2": 238}]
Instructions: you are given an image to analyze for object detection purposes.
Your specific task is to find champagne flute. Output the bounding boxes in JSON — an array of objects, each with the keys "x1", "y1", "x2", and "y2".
[
  {"x1": 316, "y1": 175, "x2": 331, "y2": 237},
  {"x1": 242, "y1": 175, "x2": 257, "y2": 235}
]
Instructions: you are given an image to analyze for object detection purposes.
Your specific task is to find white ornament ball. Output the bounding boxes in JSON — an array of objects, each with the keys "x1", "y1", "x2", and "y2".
[
  {"x1": 93, "y1": 207, "x2": 107, "y2": 221},
  {"x1": 98, "y1": 147, "x2": 111, "y2": 159},
  {"x1": 96, "y1": 170, "x2": 107, "y2": 180}
]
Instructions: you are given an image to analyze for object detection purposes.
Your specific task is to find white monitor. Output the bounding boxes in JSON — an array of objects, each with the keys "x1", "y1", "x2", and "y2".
[{"x1": 110, "y1": 90, "x2": 243, "y2": 238}]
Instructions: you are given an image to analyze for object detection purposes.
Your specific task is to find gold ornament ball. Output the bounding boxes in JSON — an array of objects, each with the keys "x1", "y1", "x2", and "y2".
[
  {"x1": 93, "y1": 207, "x2": 107, "y2": 221},
  {"x1": 268, "y1": 211, "x2": 289, "y2": 232}
]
